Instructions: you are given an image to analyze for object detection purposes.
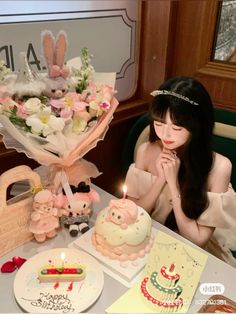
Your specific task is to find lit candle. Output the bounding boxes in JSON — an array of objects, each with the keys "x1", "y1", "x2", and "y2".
[
  {"x1": 122, "y1": 185, "x2": 127, "y2": 199},
  {"x1": 61, "y1": 252, "x2": 66, "y2": 269}
]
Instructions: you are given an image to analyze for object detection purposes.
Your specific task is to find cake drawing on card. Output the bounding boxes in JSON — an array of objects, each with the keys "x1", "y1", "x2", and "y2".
[
  {"x1": 141, "y1": 263, "x2": 183, "y2": 311},
  {"x1": 105, "y1": 231, "x2": 208, "y2": 314},
  {"x1": 92, "y1": 198, "x2": 154, "y2": 261}
]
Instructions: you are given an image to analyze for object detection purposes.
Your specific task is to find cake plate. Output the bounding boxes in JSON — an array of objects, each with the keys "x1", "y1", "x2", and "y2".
[
  {"x1": 13, "y1": 248, "x2": 104, "y2": 313},
  {"x1": 70, "y1": 226, "x2": 158, "y2": 288}
]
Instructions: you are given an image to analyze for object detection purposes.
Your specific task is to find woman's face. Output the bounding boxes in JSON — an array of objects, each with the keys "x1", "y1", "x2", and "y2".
[{"x1": 153, "y1": 110, "x2": 191, "y2": 150}]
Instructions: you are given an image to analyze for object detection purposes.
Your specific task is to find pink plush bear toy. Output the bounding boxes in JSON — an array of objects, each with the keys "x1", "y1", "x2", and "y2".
[
  {"x1": 106, "y1": 199, "x2": 138, "y2": 229},
  {"x1": 29, "y1": 189, "x2": 59, "y2": 242}
]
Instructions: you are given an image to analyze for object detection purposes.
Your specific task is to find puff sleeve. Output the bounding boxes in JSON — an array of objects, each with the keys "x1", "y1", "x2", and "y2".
[{"x1": 198, "y1": 185, "x2": 236, "y2": 229}]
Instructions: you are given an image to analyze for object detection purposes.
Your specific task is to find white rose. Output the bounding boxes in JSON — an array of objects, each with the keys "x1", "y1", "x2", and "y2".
[{"x1": 23, "y1": 97, "x2": 42, "y2": 114}]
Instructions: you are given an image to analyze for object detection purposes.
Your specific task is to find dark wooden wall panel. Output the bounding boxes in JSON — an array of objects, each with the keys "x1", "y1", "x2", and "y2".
[
  {"x1": 86, "y1": 116, "x2": 138, "y2": 195},
  {"x1": 168, "y1": 0, "x2": 236, "y2": 111}
]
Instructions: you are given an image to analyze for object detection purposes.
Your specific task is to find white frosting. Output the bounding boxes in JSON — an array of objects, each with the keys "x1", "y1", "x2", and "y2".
[{"x1": 92, "y1": 199, "x2": 153, "y2": 261}]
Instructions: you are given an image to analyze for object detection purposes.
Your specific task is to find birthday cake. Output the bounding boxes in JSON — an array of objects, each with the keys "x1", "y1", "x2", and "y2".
[
  {"x1": 91, "y1": 198, "x2": 153, "y2": 261},
  {"x1": 141, "y1": 263, "x2": 183, "y2": 311}
]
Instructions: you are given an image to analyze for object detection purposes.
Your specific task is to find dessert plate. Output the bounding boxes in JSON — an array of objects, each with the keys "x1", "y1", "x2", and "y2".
[{"x1": 14, "y1": 248, "x2": 104, "y2": 313}]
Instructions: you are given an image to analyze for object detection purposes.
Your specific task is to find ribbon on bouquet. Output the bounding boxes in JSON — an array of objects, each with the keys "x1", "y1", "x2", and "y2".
[
  {"x1": 53, "y1": 170, "x2": 79, "y2": 212},
  {"x1": 49, "y1": 158, "x2": 101, "y2": 189}
]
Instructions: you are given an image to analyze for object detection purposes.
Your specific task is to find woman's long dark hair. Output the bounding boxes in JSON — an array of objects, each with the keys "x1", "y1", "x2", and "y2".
[{"x1": 149, "y1": 76, "x2": 214, "y2": 226}]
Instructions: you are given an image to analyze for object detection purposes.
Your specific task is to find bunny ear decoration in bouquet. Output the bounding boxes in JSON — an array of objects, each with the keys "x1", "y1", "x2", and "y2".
[{"x1": 0, "y1": 30, "x2": 119, "y2": 190}]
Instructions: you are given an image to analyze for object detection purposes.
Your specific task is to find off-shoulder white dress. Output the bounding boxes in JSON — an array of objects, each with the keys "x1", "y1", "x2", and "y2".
[{"x1": 125, "y1": 163, "x2": 236, "y2": 267}]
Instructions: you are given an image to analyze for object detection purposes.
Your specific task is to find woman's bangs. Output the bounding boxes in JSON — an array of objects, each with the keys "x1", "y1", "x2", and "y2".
[
  {"x1": 169, "y1": 106, "x2": 187, "y2": 127},
  {"x1": 150, "y1": 96, "x2": 169, "y2": 121}
]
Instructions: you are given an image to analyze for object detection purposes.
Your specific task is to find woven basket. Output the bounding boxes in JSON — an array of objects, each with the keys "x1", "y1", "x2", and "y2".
[{"x1": 0, "y1": 165, "x2": 41, "y2": 257}]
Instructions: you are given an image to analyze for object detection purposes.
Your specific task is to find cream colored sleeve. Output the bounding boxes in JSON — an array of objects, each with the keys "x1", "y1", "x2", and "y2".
[
  {"x1": 125, "y1": 163, "x2": 157, "y2": 200},
  {"x1": 197, "y1": 185, "x2": 236, "y2": 228}
]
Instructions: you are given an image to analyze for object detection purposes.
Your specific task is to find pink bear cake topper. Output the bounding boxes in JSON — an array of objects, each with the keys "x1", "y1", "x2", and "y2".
[{"x1": 106, "y1": 199, "x2": 138, "y2": 229}]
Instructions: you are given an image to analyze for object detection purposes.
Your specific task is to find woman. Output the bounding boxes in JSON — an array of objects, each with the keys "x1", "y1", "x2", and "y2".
[{"x1": 125, "y1": 76, "x2": 236, "y2": 266}]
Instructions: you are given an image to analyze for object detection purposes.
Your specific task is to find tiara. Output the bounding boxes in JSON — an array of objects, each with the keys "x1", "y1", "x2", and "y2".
[{"x1": 150, "y1": 89, "x2": 199, "y2": 106}]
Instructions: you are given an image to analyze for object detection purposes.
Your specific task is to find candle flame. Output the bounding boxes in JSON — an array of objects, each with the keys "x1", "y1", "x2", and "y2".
[
  {"x1": 123, "y1": 185, "x2": 128, "y2": 194},
  {"x1": 122, "y1": 184, "x2": 128, "y2": 200},
  {"x1": 61, "y1": 252, "x2": 66, "y2": 261}
]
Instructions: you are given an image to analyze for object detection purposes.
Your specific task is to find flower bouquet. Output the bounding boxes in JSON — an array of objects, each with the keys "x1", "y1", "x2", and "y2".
[{"x1": 0, "y1": 30, "x2": 119, "y2": 198}]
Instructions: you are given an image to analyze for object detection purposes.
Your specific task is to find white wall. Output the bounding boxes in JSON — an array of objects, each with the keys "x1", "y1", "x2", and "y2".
[{"x1": 0, "y1": 1, "x2": 140, "y2": 101}]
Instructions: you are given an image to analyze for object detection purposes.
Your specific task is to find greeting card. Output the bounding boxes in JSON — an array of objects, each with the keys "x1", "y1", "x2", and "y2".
[{"x1": 106, "y1": 230, "x2": 208, "y2": 313}]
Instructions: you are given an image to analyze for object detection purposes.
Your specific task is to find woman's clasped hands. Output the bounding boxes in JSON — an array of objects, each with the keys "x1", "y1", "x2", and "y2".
[{"x1": 156, "y1": 148, "x2": 180, "y2": 188}]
